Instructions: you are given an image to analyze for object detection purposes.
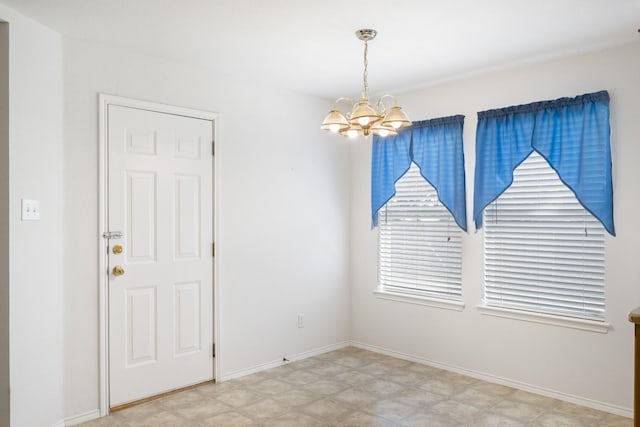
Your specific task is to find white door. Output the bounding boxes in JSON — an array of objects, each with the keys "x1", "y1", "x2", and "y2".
[{"x1": 107, "y1": 104, "x2": 214, "y2": 407}]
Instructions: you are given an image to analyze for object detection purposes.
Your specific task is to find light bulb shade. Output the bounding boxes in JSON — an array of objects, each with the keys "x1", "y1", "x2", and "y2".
[
  {"x1": 371, "y1": 121, "x2": 398, "y2": 137},
  {"x1": 349, "y1": 101, "x2": 381, "y2": 127},
  {"x1": 321, "y1": 110, "x2": 350, "y2": 132},
  {"x1": 381, "y1": 105, "x2": 411, "y2": 129},
  {"x1": 339, "y1": 124, "x2": 363, "y2": 138}
]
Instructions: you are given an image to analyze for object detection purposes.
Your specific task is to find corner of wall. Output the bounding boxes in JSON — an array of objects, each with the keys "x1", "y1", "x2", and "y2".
[{"x1": 0, "y1": 20, "x2": 10, "y2": 427}]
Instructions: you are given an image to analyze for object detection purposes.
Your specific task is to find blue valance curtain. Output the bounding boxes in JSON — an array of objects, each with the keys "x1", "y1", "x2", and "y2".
[
  {"x1": 473, "y1": 90, "x2": 614, "y2": 235},
  {"x1": 371, "y1": 115, "x2": 467, "y2": 231}
]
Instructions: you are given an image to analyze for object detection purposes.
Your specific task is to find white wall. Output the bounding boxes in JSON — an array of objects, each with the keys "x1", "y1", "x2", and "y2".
[
  {"x1": 350, "y1": 41, "x2": 640, "y2": 414},
  {"x1": 0, "y1": 4, "x2": 65, "y2": 427},
  {"x1": 0, "y1": 20, "x2": 10, "y2": 427},
  {"x1": 63, "y1": 38, "x2": 351, "y2": 418}
]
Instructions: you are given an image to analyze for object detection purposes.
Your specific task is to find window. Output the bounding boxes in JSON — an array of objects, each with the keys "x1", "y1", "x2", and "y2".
[
  {"x1": 378, "y1": 163, "x2": 462, "y2": 301},
  {"x1": 483, "y1": 151, "x2": 605, "y2": 320}
]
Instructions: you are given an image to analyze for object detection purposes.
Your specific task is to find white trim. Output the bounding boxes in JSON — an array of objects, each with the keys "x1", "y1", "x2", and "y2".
[
  {"x1": 63, "y1": 409, "x2": 101, "y2": 426},
  {"x1": 97, "y1": 94, "x2": 108, "y2": 416},
  {"x1": 51, "y1": 420, "x2": 65, "y2": 427},
  {"x1": 98, "y1": 95, "x2": 215, "y2": 121},
  {"x1": 218, "y1": 341, "x2": 350, "y2": 382},
  {"x1": 350, "y1": 340, "x2": 631, "y2": 418},
  {"x1": 477, "y1": 304, "x2": 610, "y2": 334},
  {"x1": 98, "y1": 94, "x2": 219, "y2": 416},
  {"x1": 374, "y1": 289, "x2": 465, "y2": 311}
]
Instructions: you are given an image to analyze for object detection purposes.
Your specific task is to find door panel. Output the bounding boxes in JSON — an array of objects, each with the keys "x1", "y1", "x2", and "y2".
[{"x1": 108, "y1": 104, "x2": 213, "y2": 407}]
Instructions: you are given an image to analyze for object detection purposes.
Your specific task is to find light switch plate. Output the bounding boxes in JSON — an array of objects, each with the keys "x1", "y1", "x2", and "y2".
[{"x1": 21, "y1": 199, "x2": 40, "y2": 221}]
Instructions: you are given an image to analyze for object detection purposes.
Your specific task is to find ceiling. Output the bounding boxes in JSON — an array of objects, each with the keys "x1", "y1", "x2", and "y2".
[{"x1": 2, "y1": 0, "x2": 640, "y2": 99}]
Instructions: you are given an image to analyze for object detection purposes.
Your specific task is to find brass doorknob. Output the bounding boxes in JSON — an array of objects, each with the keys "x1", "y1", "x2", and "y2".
[
  {"x1": 112, "y1": 244, "x2": 123, "y2": 254},
  {"x1": 112, "y1": 265, "x2": 125, "y2": 277}
]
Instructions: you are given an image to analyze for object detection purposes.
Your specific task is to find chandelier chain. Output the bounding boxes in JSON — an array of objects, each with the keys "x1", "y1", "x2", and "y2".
[{"x1": 362, "y1": 39, "x2": 369, "y2": 100}]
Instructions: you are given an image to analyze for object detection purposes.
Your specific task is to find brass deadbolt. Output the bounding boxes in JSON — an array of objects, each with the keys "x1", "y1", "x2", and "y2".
[
  {"x1": 112, "y1": 265, "x2": 125, "y2": 277},
  {"x1": 113, "y1": 244, "x2": 123, "y2": 254}
]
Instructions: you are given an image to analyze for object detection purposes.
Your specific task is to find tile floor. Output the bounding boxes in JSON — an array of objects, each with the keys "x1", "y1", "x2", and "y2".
[{"x1": 81, "y1": 346, "x2": 632, "y2": 426}]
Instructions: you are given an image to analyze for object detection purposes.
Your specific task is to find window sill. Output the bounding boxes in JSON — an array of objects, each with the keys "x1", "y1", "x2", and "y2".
[
  {"x1": 477, "y1": 304, "x2": 610, "y2": 333},
  {"x1": 373, "y1": 288, "x2": 465, "y2": 312}
]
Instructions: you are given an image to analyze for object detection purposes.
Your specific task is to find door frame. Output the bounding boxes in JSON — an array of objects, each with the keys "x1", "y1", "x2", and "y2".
[{"x1": 98, "y1": 94, "x2": 219, "y2": 416}]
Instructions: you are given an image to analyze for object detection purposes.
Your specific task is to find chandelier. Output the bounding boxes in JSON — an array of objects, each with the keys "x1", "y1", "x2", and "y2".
[{"x1": 321, "y1": 29, "x2": 411, "y2": 138}]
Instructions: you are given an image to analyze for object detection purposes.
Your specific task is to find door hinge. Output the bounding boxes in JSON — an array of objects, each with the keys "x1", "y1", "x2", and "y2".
[
  {"x1": 212, "y1": 141, "x2": 215, "y2": 156},
  {"x1": 213, "y1": 343, "x2": 216, "y2": 358},
  {"x1": 212, "y1": 242, "x2": 215, "y2": 257}
]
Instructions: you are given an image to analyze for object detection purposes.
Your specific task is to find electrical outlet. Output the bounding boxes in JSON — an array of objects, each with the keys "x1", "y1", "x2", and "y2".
[
  {"x1": 298, "y1": 314, "x2": 304, "y2": 328},
  {"x1": 21, "y1": 199, "x2": 40, "y2": 221}
]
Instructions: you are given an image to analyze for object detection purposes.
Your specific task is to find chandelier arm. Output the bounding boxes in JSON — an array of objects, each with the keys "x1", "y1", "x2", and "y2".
[
  {"x1": 375, "y1": 94, "x2": 399, "y2": 115},
  {"x1": 332, "y1": 97, "x2": 354, "y2": 117}
]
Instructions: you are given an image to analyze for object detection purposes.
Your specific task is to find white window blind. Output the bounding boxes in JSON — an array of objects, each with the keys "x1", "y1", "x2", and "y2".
[
  {"x1": 483, "y1": 151, "x2": 605, "y2": 320},
  {"x1": 379, "y1": 163, "x2": 462, "y2": 300}
]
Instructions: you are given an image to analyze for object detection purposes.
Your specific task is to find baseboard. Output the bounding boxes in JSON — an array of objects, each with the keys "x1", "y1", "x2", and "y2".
[
  {"x1": 52, "y1": 420, "x2": 65, "y2": 427},
  {"x1": 218, "y1": 341, "x2": 350, "y2": 382},
  {"x1": 63, "y1": 409, "x2": 100, "y2": 426},
  {"x1": 350, "y1": 340, "x2": 632, "y2": 419}
]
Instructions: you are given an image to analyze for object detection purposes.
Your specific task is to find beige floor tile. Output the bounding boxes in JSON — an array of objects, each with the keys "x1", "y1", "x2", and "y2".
[
  {"x1": 77, "y1": 415, "x2": 129, "y2": 427},
  {"x1": 288, "y1": 357, "x2": 326, "y2": 370},
  {"x1": 115, "y1": 401, "x2": 164, "y2": 421},
  {"x1": 393, "y1": 387, "x2": 444, "y2": 408},
  {"x1": 195, "y1": 380, "x2": 237, "y2": 397},
  {"x1": 385, "y1": 369, "x2": 428, "y2": 386},
  {"x1": 333, "y1": 369, "x2": 376, "y2": 386},
  {"x1": 509, "y1": 390, "x2": 556, "y2": 407},
  {"x1": 309, "y1": 362, "x2": 351, "y2": 376},
  {"x1": 126, "y1": 411, "x2": 188, "y2": 427},
  {"x1": 263, "y1": 411, "x2": 325, "y2": 427},
  {"x1": 470, "y1": 381, "x2": 516, "y2": 397},
  {"x1": 201, "y1": 410, "x2": 257, "y2": 426},
  {"x1": 439, "y1": 370, "x2": 478, "y2": 386},
  {"x1": 215, "y1": 388, "x2": 263, "y2": 408},
  {"x1": 339, "y1": 410, "x2": 398, "y2": 427},
  {"x1": 175, "y1": 398, "x2": 233, "y2": 420},
  {"x1": 377, "y1": 356, "x2": 412, "y2": 369},
  {"x1": 279, "y1": 369, "x2": 322, "y2": 386},
  {"x1": 429, "y1": 399, "x2": 482, "y2": 423},
  {"x1": 419, "y1": 377, "x2": 461, "y2": 396},
  {"x1": 600, "y1": 413, "x2": 634, "y2": 427},
  {"x1": 406, "y1": 362, "x2": 444, "y2": 377},
  {"x1": 532, "y1": 411, "x2": 599, "y2": 427},
  {"x1": 269, "y1": 388, "x2": 322, "y2": 408},
  {"x1": 333, "y1": 355, "x2": 375, "y2": 369},
  {"x1": 401, "y1": 411, "x2": 458, "y2": 427},
  {"x1": 334, "y1": 387, "x2": 381, "y2": 408},
  {"x1": 300, "y1": 397, "x2": 351, "y2": 420},
  {"x1": 247, "y1": 378, "x2": 294, "y2": 396},
  {"x1": 472, "y1": 412, "x2": 527, "y2": 426},
  {"x1": 239, "y1": 398, "x2": 289, "y2": 420},
  {"x1": 157, "y1": 391, "x2": 208, "y2": 411},
  {"x1": 552, "y1": 399, "x2": 609, "y2": 421},
  {"x1": 452, "y1": 387, "x2": 503, "y2": 409},
  {"x1": 230, "y1": 371, "x2": 272, "y2": 386},
  {"x1": 359, "y1": 378, "x2": 406, "y2": 397},
  {"x1": 364, "y1": 398, "x2": 415, "y2": 422},
  {"x1": 262, "y1": 364, "x2": 297, "y2": 378},
  {"x1": 491, "y1": 399, "x2": 546, "y2": 423},
  {"x1": 301, "y1": 378, "x2": 349, "y2": 396},
  {"x1": 359, "y1": 361, "x2": 397, "y2": 376}
]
